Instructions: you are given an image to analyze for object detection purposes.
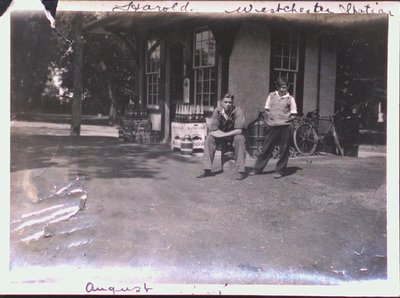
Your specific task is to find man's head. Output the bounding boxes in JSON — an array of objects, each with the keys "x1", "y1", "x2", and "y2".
[
  {"x1": 276, "y1": 77, "x2": 289, "y2": 96},
  {"x1": 221, "y1": 93, "x2": 234, "y2": 113}
]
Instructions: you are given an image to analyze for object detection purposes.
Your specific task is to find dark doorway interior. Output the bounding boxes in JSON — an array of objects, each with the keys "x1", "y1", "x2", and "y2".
[{"x1": 169, "y1": 43, "x2": 184, "y2": 128}]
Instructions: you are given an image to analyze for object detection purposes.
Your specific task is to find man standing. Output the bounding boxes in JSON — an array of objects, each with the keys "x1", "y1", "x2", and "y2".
[
  {"x1": 197, "y1": 93, "x2": 247, "y2": 180},
  {"x1": 254, "y1": 77, "x2": 297, "y2": 178}
]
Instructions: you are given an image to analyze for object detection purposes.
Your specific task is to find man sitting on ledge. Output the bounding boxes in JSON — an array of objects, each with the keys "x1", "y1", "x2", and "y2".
[{"x1": 197, "y1": 93, "x2": 247, "y2": 180}]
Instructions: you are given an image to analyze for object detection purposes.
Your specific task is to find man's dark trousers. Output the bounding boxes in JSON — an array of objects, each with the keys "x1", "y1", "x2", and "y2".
[{"x1": 254, "y1": 125, "x2": 292, "y2": 174}]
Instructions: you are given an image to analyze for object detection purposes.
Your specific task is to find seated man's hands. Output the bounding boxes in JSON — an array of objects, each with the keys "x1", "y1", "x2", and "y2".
[{"x1": 210, "y1": 128, "x2": 243, "y2": 138}]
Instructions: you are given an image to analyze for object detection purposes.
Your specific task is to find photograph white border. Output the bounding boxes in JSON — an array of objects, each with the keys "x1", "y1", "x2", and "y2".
[{"x1": 1, "y1": 1, "x2": 399, "y2": 295}]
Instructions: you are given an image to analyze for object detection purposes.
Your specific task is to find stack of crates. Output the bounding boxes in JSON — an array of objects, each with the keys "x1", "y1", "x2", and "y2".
[{"x1": 118, "y1": 114, "x2": 159, "y2": 144}]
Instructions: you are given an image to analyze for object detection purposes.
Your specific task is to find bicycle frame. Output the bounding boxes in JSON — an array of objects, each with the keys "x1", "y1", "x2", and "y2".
[
  {"x1": 314, "y1": 114, "x2": 344, "y2": 156},
  {"x1": 316, "y1": 116, "x2": 334, "y2": 137},
  {"x1": 297, "y1": 109, "x2": 344, "y2": 156}
]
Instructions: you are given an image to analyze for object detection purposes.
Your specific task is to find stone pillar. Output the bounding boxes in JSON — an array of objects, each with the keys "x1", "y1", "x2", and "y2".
[
  {"x1": 302, "y1": 33, "x2": 319, "y2": 116},
  {"x1": 229, "y1": 23, "x2": 271, "y2": 126}
]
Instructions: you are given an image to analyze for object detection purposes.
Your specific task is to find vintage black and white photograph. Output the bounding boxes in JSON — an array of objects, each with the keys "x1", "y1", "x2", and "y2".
[{"x1": 3, "y1": 0, "x2": 399, "y2": 295}]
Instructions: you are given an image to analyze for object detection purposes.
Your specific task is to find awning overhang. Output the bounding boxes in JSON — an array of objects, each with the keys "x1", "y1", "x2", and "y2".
[{"x1": 83, "y1": 12, "x2": 388, "y2": 36}]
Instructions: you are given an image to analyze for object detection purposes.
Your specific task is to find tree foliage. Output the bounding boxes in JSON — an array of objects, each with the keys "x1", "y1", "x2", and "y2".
[
  {"x1": 11, "y1": 11, "x2": 137, "y2": 117},
  {"x1": 11, "y1": 11, "x2": 58, "y2": 113},
  {"x1": 335, "y1": 23, "x2": 387, "y2": 129},
  {"x1": 82, "y1": 30, "x2": 137, "y2": 115}
]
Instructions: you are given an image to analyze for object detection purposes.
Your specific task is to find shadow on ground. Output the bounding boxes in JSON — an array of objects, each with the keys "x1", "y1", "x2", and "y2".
[{"x1": 11, "y1": 133, "x2": 200, "y2": 180}]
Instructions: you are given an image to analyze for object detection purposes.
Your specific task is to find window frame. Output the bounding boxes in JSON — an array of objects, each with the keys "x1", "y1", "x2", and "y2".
[
  {"x1": 270, "y1": 31, "x2": 301, "y2": 99},
  {"x1": 145, "y1": 39, "x2": 161, "y2": 109},
  {"x1": 192, "y1": 27, "x2": 217, "y2": 110}
]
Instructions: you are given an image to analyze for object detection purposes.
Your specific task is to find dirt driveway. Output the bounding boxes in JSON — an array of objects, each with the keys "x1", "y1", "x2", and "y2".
[{"x1": 8, "y1": 121, "x2": 389, "y2": 292}]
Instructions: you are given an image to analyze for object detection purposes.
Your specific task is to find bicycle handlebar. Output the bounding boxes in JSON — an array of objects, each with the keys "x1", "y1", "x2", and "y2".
[{"x1": 306, "y1": 106, "x2": 344, "y2": 120}]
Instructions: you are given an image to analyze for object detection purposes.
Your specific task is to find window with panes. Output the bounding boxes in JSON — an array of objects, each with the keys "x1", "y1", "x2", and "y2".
[
  {"x1": 193, "y1": 28, "x2": 217, "y2": 108},
  {"x1": 146, "y1": 39, "x2": 161, "y2": 107},
  {"x1": 270, "y1": 32, "x2": 302, "y2": 99}
]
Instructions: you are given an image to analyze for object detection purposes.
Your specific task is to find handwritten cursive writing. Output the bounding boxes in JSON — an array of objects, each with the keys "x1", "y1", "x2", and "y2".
[
  {"x1": 225, "y1": 2, "x2": 333, "y2": 14},
  {"x1": 225, "y1": 1, "x2": 393, "y2": 16},
  {"x1": 338, "y1": 2, "x2": 393, "y2": 16},
  {"x1": 113, "y1": 1, "x2": 192, "y2": 12},
  {"x1": 110, "y1": 1, "x2": 394, "y2": 16},
  {"x1": 85, "y1": 281, "x2": 153, "y2": 294}
]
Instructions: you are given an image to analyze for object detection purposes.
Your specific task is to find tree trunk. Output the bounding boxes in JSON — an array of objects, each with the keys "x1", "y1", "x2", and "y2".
[
  {"x1": 70, "y1": 16, "x2": 83, "y2": 136},
  {"x1": 107, "y1": 78, "x2": 117, "y2": 125}
]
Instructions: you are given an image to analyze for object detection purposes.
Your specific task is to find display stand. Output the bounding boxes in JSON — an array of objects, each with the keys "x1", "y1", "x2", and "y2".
[
  {"x1": 171, "y1": 122, "x2": 207, "y2": 151},
  {"x1": 118, "y1": 101, "x2": 158, "y2": 143}
]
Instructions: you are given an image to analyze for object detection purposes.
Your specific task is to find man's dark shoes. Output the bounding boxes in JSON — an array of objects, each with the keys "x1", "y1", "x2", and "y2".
[
  {"x1": 197, "y1": 170, "x2": 212, "y2": 178},
  {"x1": 235, "y1": 172, "x2": 246, "y2": 180},
  {"x1": 249, "y1": 169, "x2": 262, "y2": 176}
]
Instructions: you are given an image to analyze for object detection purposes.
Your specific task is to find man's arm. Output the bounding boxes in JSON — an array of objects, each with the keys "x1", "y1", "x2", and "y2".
[
  {"x1": 209, "y1": 128, "x2": 242, "y2": 138},
  {"x1": 290, "y1": 96, "x2": 298, "y2": 114},
  {"x1": 209, "y1": 108, "x2": 220, "y2": 132},
  {"x1": 288, "y1": 96, "x2": 298, "y2": 121},
  {"x1": 264, "y1": 93, "x2": 273, "y2": 115},
  {"x1": 264, "y1": 93, "x2": 272, "y2": 111}
]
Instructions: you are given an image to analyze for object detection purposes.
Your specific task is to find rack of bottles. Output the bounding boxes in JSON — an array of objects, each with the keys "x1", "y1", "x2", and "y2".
[
  {"x1": 127, "y1": 101, "x2": 149, "y2": 120},
  {"x1": 171, "y1": 103, "x2": 207, "y2": 151},
  {"x1": 173, "y1": 103, "x2": 206, "y2": 123},
  {"x1": 119, "y1": 101, "x2": 159, "y2": 143}
]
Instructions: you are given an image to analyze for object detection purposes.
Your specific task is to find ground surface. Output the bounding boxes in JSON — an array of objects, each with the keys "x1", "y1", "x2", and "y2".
[{"x1": 9, "y1": 120, "x2": 388, "y2": 289}]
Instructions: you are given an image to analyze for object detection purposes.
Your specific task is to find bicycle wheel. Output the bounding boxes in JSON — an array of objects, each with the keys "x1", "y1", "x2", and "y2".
[{"x1": 293, "y1": 122, "x2": 319, "y2": 156}]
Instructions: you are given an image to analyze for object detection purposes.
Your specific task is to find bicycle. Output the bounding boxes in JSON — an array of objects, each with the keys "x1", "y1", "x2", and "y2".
[{"x1": 293, "y1": 108, "x2": 344, "y2": 156}]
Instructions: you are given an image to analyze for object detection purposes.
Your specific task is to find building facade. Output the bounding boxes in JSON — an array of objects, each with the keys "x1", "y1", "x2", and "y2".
[{"x1": 85, "y1": 13, "x2": 387, "y2": 142}]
